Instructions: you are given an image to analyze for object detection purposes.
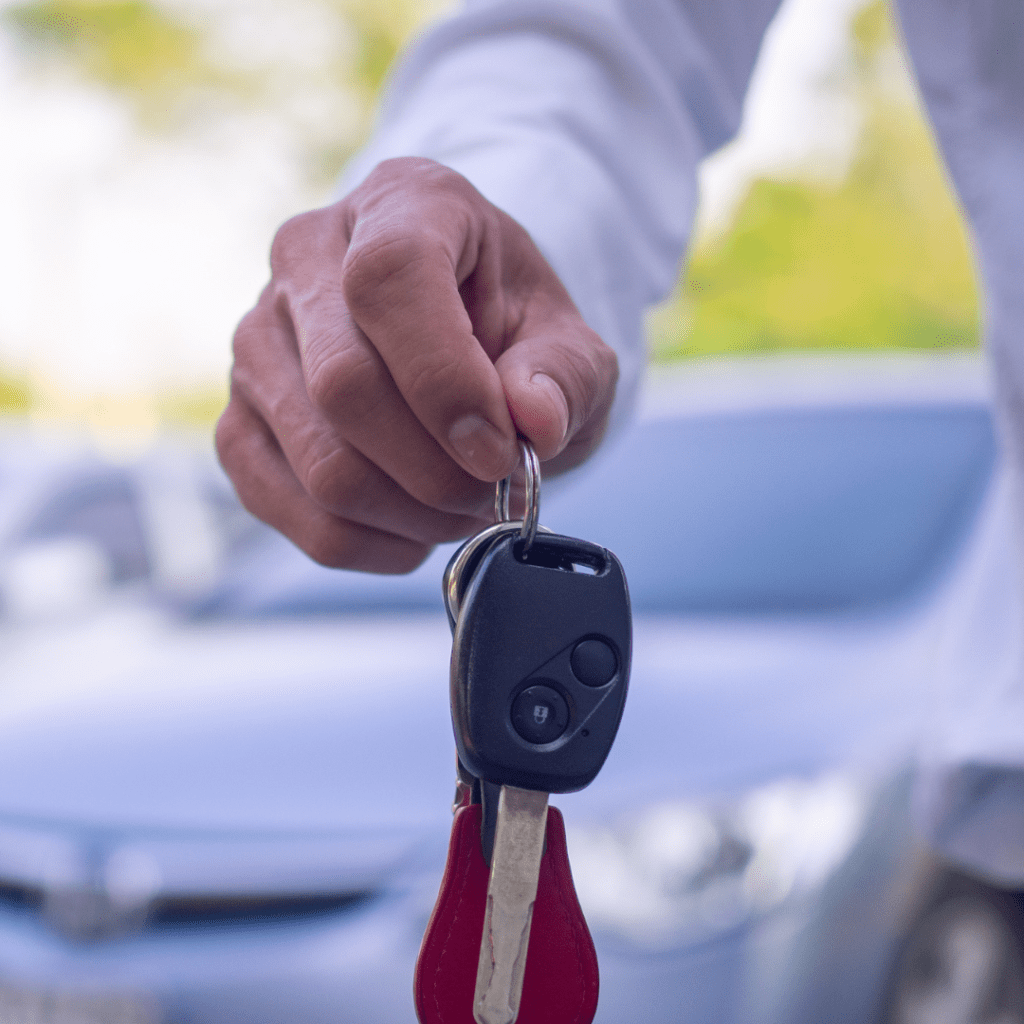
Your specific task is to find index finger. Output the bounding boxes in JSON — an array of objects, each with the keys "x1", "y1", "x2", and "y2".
[{"x1": 335, "y1": 183, "x2": 519, "y2": 483}]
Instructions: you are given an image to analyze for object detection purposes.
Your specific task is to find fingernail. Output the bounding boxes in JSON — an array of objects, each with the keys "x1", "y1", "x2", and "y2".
[
  {"x1": 448, "y1": 414, "x2": 516, "y2": 479},
  {"x1": 531, "y1": 373, "x2": 569, "y2": 445}
]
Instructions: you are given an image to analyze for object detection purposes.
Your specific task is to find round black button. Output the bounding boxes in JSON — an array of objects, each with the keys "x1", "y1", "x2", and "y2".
[
  {"x1": 511, "y1": 685, "x2": 569, "y2": 744},
  {"x1": 570, "y1": 638, "x2": 617, "y2": 687}
]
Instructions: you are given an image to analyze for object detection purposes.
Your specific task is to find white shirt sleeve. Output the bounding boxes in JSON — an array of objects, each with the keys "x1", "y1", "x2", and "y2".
[
  {"x1": 895, "y1": 0, "x2": 1024, "y2": 885},
  {"x1": 339, "y1": 0, "x2": 782, "y2": 435}
]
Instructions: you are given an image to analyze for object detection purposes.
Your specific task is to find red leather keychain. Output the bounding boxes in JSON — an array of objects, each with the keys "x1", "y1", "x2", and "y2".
[{"x1": 414, "y1": 801, "x2": 599, "y2": 1024}]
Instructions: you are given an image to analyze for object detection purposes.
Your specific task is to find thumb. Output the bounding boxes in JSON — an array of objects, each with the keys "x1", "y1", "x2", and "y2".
[{"x1": 495, "y1": 322, "x2": 618, "y2": 463}]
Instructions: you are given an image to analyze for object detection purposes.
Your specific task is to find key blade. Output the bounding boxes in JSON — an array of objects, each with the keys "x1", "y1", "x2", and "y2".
[{"x1": 474, "y1": 786, "x2": 548, "y2": 1024}]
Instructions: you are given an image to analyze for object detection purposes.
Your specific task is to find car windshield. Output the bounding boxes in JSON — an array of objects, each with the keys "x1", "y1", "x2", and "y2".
[{"x1": 194, "y1": 403, "x2": 996, "y2": 618}]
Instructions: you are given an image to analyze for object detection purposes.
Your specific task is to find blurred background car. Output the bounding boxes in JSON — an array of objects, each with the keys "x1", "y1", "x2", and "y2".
[{"x1": 0, "y1": 354, "x2": 1019, "y2": 1024}]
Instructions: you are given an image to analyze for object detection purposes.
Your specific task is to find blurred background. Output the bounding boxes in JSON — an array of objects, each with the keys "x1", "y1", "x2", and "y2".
[
  {"x1": 5, "y1": 2, "x2": 1020, "y2": 1023},
  {"x1": 0, "y1": 0, "x2": 978, "y2": 441},
  {"x1": 1, "y1": 2, "x2": 1020, "y2": 1022}
]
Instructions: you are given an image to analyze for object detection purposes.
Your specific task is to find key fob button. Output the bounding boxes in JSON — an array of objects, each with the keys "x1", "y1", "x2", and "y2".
[
  {"x1": 570, "y1": 638, "x2": 617, "y2": 687},
  {"x1": 511, "y1": 685, "x2": 569, "y2": 744}
]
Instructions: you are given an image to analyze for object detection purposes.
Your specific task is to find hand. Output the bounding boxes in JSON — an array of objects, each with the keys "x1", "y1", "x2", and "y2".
[{"x1": 216, "y1": 157, "x2": 618, "y2": 573}]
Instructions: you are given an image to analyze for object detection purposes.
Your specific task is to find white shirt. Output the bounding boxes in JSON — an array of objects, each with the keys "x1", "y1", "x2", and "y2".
[{"x1": 340, "y1": 0, "x2": 1024, "y2": 884}]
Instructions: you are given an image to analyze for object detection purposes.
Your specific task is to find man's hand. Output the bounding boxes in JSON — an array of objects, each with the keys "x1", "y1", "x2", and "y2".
[{"x1": 216, "y1": 157, "x2": 618, "y2": 573}]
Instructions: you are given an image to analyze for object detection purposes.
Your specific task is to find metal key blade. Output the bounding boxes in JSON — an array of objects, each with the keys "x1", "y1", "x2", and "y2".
[{"x1": 473, "y1": 785, "x2": 549, "y2": 1024}]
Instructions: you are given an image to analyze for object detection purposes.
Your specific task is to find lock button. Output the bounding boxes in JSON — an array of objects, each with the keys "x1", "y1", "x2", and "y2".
[{"x1": 511, "y1": 684, "x2": 569, "y2": 744}]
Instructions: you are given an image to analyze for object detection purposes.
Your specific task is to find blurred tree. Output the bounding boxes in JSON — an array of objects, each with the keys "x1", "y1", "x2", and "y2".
[
  {"x1": 298, "y1": 0, "x2": 452, "y2": 184},
  {"x1": 651, "y1": 0, "x2": 980, "y2": 359},
  {"x1": 2, "y1": 0, "x2": 448, "y2": 167},
  {"x1": 338, "y1": 0, "x2": 441, "y2": 96},
  {"x1": 1, "y1": 0, "x2": 240, "y2": 127},
  {"x1": 0, "y1": 373, "x2": 32, "y2": 415}
]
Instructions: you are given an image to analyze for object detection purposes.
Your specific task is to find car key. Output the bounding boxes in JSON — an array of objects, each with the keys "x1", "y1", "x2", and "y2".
[
  {"x1": 473, "y1": 783, "x2": 549, "y2": 1024},
  {"x1": 456, "y1": 472, "x2": 630, "y2": 1024},
  {"x1": 416, "y1": 441, "x2": 631, "y2": 1024},
  {"x1": 450, "y1": 523, "x2": 632, "y2": 796}
]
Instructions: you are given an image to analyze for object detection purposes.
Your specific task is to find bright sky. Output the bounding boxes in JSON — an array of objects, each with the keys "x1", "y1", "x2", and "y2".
[{"x1": 0, "y1": 0, "x2": 868, "y2": 405}]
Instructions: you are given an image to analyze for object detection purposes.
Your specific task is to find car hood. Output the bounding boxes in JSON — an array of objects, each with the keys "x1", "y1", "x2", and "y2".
[{"x1": 0, "y1": 600, "x2": 947, "y2": 838}]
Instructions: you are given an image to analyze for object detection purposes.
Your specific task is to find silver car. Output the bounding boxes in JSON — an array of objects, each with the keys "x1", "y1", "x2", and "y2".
[{"x1": 0, "y1": 355, "x2": 1019, "y2": 1024}]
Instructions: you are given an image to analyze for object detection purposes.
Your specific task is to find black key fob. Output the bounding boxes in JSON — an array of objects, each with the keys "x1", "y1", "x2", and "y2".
[{"x1": 450, "y1": 531, "x2": 631, "y2": 794}]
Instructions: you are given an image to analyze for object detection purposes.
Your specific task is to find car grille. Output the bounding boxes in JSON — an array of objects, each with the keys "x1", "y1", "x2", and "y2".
[
  {"x1": 146, "y1": 889, "x2": 378, "y2": 929},
  {"x1": 0, "y1": 874, "x2": 378, "y2": 938}
]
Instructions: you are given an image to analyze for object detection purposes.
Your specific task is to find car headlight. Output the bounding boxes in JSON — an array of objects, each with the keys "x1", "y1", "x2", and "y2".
[{"x1": 565, "y1": 773, "x2": 867, "y2": 947}]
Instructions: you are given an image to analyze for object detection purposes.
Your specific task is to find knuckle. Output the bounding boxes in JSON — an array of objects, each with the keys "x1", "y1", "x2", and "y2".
[
  {"x1": 365, "y1": 157, "x2": 477, "y2": 209},
  {"x1": 269, "y1": 211, "x2": 318, "y2": 276},
  {"x1": 304, "y1": 446, "x2": 368, "y2": 514},
  {"x1": 230, "y1": 305, "x2": 266, "y2": 362},
  {"x1": 305, "y1": 343, "x2": 378, "y2": 420},
  {"x1": 365, "y1": 155, "x2": 437, "y2": 186},
  {"x1": 402, "y1": 350, "x2": 463, "y2": 410},
  {"x1": 414, "y1": 161, "x2": 477, "y2": 205},
  {"x1": 230, "y1": 286, "x2": 284, "y2": 382},
  {"x1": 341, "y1": 229, "x2": 442, "y2": 313}
]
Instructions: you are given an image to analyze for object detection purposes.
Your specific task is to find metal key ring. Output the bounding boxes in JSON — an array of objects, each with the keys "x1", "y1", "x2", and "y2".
[
  {"x1": 444, "y1": 520, "x2": 530, "y2": 625},
  {"x1": 444, "y1": 441, "x2": 545, "y2": 625},
  {"x1": 494, "y1": 440, "x2": 541, "y2": 550}
]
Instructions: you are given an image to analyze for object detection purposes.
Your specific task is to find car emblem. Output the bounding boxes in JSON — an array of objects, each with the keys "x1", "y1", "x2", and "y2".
[{"x1": 42, "y1": 847, "x2": 161, "y2": 942}]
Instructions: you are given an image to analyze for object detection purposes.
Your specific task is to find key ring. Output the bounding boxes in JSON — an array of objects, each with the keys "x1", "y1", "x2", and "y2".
[
  {"x1": 494, "y1": 440, "x2": 540, "y2": 550},
  {"x1": 444, "y1": 441, "x2": 544, "y2": 625}
]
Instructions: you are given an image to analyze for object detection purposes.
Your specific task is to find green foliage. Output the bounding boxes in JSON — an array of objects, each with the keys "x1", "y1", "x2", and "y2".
[
  {"x1": 851, "y1": 0, "x2": 889, "y2": 54},
  {"x1": 326, "y1": 0, "x2": 448, "y2": 96},
  {"x1": 0, "y1": 373, "x2": 32, "y2": 415},
  {"x1": 342, "y1": 0, "x2": 407, "y2": 96},
  {"x1": 2, "y1": 0, "x2": 225, "y2": 121},
  {"x1": 3, "y1": 0, "x2": 447, "y2": 166},
  {"x1": 651, "y1": 1, "x2": 979, "y2": 360},
  {"x1": 307, "y1": 0, "x2": 450, "y2": 181}
]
